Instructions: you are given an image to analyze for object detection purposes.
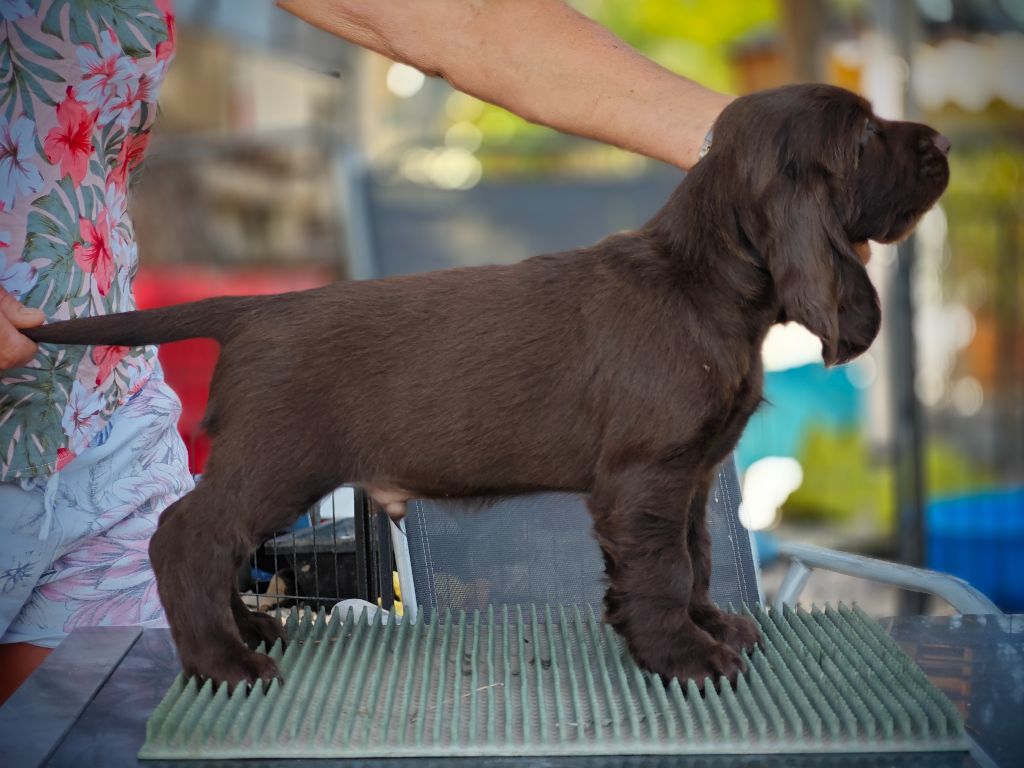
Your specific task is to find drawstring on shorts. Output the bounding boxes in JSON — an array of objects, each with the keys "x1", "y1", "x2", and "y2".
[
  {"x1": 39, "y1": 471, "x2": 60, "y2": 540},
  {"x1": 16, "y1": 472, "x2": 61, "y2": 541}
]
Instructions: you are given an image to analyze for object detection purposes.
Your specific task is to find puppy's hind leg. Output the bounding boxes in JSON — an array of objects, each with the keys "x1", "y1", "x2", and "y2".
[{"x1": 150, "y1": 476, "x2": 293, "y2": 688}]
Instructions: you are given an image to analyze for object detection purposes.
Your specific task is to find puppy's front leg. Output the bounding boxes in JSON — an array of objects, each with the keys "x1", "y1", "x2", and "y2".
[
  {"x1": 589, "y1": 464, "x2": 746, "y2": 685},
  {"x1": 685, "y1": 471, "x2": 761, "y2": 654}
]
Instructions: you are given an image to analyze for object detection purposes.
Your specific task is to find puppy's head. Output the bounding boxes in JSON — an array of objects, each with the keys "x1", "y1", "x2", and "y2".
[{"x1": 705, "y1": 84, "x2": 949, "y2": 365}]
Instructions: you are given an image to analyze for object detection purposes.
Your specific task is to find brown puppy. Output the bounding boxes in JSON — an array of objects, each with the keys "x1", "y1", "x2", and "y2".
[{"x1": 25, "y1": 84, "x2": 950, "y2": 688}]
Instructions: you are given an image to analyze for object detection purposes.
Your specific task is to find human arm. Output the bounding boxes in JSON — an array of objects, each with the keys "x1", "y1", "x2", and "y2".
[
  {"x1": 0, "y1": 288, "x2": 44, "y2": 371},
  {"x1": 276, "y1": 0, "x2": 732, "y2": 170}
]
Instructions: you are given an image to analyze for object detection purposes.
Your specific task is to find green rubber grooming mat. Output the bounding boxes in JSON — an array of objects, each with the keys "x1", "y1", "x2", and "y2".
[{"x1": 140, "y1": 603, "x2": 966, "y2": 760}]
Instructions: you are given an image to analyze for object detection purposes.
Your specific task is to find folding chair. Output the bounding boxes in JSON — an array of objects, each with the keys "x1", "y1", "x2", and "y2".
[
  {"x1": 393, "y1": 459, "x2": 759, "y2": 624},
  {"x1": 345, "y1": 455, "x2": 999, "y2": 625}
]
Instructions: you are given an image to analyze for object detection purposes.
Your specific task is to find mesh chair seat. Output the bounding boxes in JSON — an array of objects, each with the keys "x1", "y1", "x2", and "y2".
[{"x1": 402, "y1": 458, "x2": 760, "y2": 618}]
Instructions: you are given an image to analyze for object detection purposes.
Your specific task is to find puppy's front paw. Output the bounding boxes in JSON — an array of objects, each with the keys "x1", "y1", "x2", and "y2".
[
  {"x1": 690, "y1": 603, "x2": 762, "y2": 654},
  {"x1": 666, "y1": 637, "x2": 747, "y2": 687},
  {"x1": 630, "y1": 621, "x2": 747, "y2": 687}
]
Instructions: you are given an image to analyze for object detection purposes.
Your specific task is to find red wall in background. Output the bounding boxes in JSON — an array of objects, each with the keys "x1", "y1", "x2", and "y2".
[{"x1": 134, "y1": 266, "x2": 333, "y2": 473}]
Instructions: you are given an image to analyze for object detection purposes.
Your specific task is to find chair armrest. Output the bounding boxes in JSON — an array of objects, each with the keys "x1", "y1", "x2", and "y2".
[{"x1": 774, "y1": 541, "x2": 1002, "y2": 615}]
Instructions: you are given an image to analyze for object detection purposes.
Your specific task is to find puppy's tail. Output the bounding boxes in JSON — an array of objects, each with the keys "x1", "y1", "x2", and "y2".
[{"x1": 23, "y1": 295, "x2": 257, "y2": 347}]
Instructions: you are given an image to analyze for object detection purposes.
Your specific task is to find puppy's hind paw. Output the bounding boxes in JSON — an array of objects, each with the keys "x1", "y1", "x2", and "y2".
[
  {"x1": 236, "y1": 609, "x2": 286, "y2": 652},
  {"x1": 188, "y1": 648, "x2": 283, "y2": 693},
  {"x1": 230, "y1": 651, "x2": 283, "y2": 694}
]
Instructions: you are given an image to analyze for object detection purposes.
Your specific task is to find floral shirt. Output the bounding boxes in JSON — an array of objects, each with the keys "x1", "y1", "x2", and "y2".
[{"x1": 0, "y1": 0, "x2": 174, "y2": 480}]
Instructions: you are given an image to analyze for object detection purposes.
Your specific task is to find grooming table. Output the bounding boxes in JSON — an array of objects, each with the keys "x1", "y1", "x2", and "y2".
[{"x1": 1, "y1": 614, "x2": 1021, "y2": 767}]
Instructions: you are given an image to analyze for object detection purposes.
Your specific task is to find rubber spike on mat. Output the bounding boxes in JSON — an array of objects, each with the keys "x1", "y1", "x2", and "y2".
[
  {"x1": 630, "y1": 654, "x2": 659, "y2": 740},
  {"x1": 756, "y1": 623, "x2": 830, "y2": 739},
  {"x1": 543, "y1": 605, "x2": 570, "y2": 743},
  {"x1": 686, "y1": 677, "x2": 714, "y2": 736},
  {"x1": 841, "y1": 604, "x2": 953, "y2": 739},
  {"x1": 824, "y1": 609, "x2": 907, "y2": 740},
  {"x1": 278, "y1": 614, "x2": 336, "y2": 743},
  {"x1": 234, "y1": 675, "x2": 272, "y2": 749},
  {"x1": 649, "y1": 674, "x2": 675, "y2": 741},
  {"x1": 411, "y1": 608, "x2": 442, "y2": 747},
  {"x1": 176, "y1": 677, "x2": 214, "y2": 751},
  {"x1": 666, "y1": 677, "x2": 693, "y2": 740},
  {"x1": 307, "y1": 612, "x2": 356, "y2": 746},
  {"x1": 341, "y1": 609, "x2": 387, "y2": 746},
  {"x1": 514, "y1": 605, "x2": 531, "y2": 746},
  {"x1": 140, "y1": 603, "x2": 968, "y2": 760},
  {"x1": 161, "y1": 676, "x2": 198, "y2": 748},
  {"x1": 587, "y1": 605, "x2": 623, "y2": 742},
  {"x1": 317, "y1": 608, "x2": 368, "y2": 745},
  {"x1": 559, "y1": 604, "x2": 591, "y2": 741},
  {"x1": 445, "y1": 610, "x2": 468, "y2": 747},
  {"x1": 529, "y1": 605, "x2": 551, "y2": 745},
  {"x1": 466, "y1": 609, "x2": 483, "y2": 745},
  {"x1": 719, "y1": 673, "x2": 749, "y2": 740},
  {"x1": 391, "y1": 612, "x2": 427, "y2": 745},
  {"x1": 485, "y1": 605, "x2": 498, "y2": 744},
  {"x1": 570, "y1": 604, "x2": 602, "y2": 741},
  {"x1": 703, "y1": 678, "x2": 731, "y2": 740},
  {"x1": 372, "y1": 610, "x2": 412, "y2": 746},
  {"x1": 733, "y1": 670, "x2": 767, "y2": 740},
  {"x1": 209, "y1": 675, "x2": 246, "y2": 743},
  {"x1": 372, "y1": 612, "x2": 406, "y2": 739},
  {"x1": 744, "y1": 654, "x2": 787, "y2": 739},
  {"x1": 598, "y1": 616, "x2": 640, "y2": 742},
  {"x1": 193, "y1": 679, "x2": 231, "y2": 747}
]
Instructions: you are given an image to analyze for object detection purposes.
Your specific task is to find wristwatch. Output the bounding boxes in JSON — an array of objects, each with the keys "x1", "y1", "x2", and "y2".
[{"x1": 698, "y1": 128, "x2": 714, "y2": 161}]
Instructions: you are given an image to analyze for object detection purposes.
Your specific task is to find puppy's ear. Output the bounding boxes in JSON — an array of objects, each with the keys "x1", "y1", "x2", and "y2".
[
  {"x1": 833, "y1": 247, "x2": 881, "y2": 365},
  {"x1": 760, "y1": 171, "x2": 880, "y2": 366}
]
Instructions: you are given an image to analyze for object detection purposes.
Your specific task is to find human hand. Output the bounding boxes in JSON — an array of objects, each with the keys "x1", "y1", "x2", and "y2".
[{"x1": 0, "y1": 287, "x2": 45, "y2": 371}]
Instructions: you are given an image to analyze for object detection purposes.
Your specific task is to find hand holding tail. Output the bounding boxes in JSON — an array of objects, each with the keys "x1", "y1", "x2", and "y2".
[{"x1": 0, "y1": 287, "x2": 45, "y2": 371}]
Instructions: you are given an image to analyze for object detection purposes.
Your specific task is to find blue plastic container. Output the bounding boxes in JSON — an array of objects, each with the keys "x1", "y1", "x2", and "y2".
[{"x1": 926, "y1": 487, "x2": 1024, "y2": 612}]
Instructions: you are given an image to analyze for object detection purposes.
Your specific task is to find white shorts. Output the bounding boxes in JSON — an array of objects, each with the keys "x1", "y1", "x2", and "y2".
[{"x1": 0, "y1": 377, "x2": 193, "y2": 648}]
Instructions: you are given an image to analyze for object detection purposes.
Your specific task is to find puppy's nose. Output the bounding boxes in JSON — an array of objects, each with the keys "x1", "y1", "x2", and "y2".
[{"x1": 932, "y1": 134, "x2": 951, "y2": 156}]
